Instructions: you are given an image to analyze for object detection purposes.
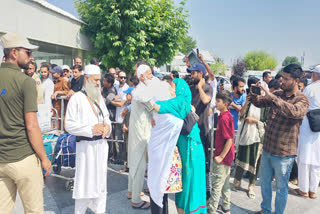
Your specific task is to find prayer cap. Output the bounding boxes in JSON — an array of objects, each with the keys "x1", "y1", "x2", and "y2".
[{"x1": 84, "y1": 64, "x2": 101, "y2": 75}]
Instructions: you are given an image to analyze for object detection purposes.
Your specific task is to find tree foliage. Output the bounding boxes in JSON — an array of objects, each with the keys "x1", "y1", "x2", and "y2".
[
  {"x1": 244, "y1": 51, "x2": 277, "y2": 70},
  {"x1": 75, "y1": 0, "x2": 189, "y2": 73},
  {"x1": 282, "y1": 56, "x2": 301, "y2": 67},
  {"x1": 232, "y1": 58, "x2": 247, "y2": 77},
  {"x1": 179, "y1": 35, "x2": 196, "y2": 55},
  {"x1": 210, "y1": 57, "x2": 227, "y2": 75}
]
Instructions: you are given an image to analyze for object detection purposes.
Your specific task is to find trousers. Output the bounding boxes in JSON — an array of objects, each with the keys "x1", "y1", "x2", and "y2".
[
  {"x1": 128, "y1": 152, "x2": 147, "y2": 203},
  {"x1": 298, "y1": 162, "x2": 320, "y2": 193}
]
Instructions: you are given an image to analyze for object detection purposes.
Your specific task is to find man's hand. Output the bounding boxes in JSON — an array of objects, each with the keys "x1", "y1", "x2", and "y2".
[
  {"x1": 198, "y1": 78, "x2": 205, "y2": 89},
  {"x1": 214, "y1": 156, "x2": 223, "y2": 164},
  {"x1": 122, "y1": 124, "x2": 128, "y2": 133},
  {"x1": 121, "y1": 108, "x2": 128, "y2": 118},
  {"x1": 191, "y1": 105, "x2": 196, "y2": 113},
  {"x1": 66, "y1": 90, "x2": 75, "y2": 99},
  {"x1": 93, "y1": 124, "x2": 105, "y2": 135},
  {"x1": 51, "y1": 91, "x2": 59, "y2": 100},
  {"x1": 153, "y1": 104, "x2": 160, "y2": 113},
  {"x1": 185, "y1": 56, "x2": 191, "y2": 68},
  {"x1": 41, "y1": 157, "x2": 52, "y2": 177},
  {"x1": 102, "y1": 124, "x2": 111, "y2": 138},
  {"x1": 114, "y1": 95, "x2": 120, "y2": 101},
  {"x1": 151, "y1": 119, "x2": 156, "y2": 128},
  {"x1": 198, "y1": 53, "x2": 204, "y2": 63},
  {"x1": 245, "y1": 116, "x2": 258, "y2": 124}
]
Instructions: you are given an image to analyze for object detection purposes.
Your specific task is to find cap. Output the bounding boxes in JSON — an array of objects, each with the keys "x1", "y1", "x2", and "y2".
[
  {"x1": 49, "y1": 66, "x2": 63, "y2": 74},
  {"x1": 186, "y1": 63, "x2": 206, "y2": 75},
  {"x1": 124, "y1": 87, "x2": 134, "y2": 94},
  {"x1": 312, "y1": 65, "x2": 320, "y2": 74},
  {"x1": 0, "y1": 32, "x2": 39, "y2": 50},
  {"x1": 84, "y1": 64, "x2": 101, "y2": 75},
  {"x1": 61, "y1": 65, "x2": 70, "y2": 71}
]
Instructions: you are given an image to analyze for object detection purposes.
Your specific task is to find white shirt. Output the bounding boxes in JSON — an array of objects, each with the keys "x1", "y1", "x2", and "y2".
[
  {"x1": 297, "y1": 80, "x2": 320, "y2": 166},
  {"x1": 41, "y1": 78, "x2": 54, "y2": 107},
  {"x1": 115, "y1": 83, "x2": 129, "y2": 123}
]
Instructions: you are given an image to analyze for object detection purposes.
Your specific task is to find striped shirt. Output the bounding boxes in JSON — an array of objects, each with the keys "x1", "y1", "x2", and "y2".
[{"x1": 251, "y1": 90, "x2": 309, "y2": 156}]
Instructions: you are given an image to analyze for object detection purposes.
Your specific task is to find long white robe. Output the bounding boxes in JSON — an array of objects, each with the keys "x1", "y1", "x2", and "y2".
[
  {"x1": 297, "y1": 80, "x2": 320, "y2": 166},
  {"x1": 65, "y1": 92, "x2": 111, "y2": 199}
]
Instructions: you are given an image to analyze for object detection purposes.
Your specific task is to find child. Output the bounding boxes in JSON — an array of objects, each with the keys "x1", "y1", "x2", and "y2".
[{"x1": 208, "y1": 90, "x2": 235, "y2": 214}]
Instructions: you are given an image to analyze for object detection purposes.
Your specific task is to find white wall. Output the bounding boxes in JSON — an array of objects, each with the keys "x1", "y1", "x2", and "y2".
[{"x1": 0, "y1": 0, "x2": 92, "y2": 51}]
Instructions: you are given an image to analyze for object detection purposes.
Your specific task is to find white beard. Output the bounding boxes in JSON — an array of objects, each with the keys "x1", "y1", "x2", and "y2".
[{"x1": 85, "y1": 79, "x2": 101, "y2": 104}]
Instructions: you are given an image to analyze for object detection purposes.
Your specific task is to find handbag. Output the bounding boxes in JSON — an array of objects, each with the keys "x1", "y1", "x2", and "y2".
[
  {"x1": 307, "y1": 109, "x2": 320, "y2": 132},
  {"x1": 180, "y1": 111, "x2": 199, "y2": 135}
]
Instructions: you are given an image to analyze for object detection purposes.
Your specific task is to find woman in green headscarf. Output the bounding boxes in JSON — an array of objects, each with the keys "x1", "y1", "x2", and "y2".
[{"x1": 154, "y1": 78, "x2": 207, "y2": 214}]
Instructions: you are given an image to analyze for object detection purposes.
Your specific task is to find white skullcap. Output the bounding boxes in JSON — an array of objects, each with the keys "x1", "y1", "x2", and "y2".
[
  {"x1": 137, "y1": 64, "x2": 150, "y2": 77},
  {"x1": 312, "y1": 65, "x2": 320, "y2": 74},
  {"x1": 84, "y1": 64, "x2": 101, "y2": 75}
]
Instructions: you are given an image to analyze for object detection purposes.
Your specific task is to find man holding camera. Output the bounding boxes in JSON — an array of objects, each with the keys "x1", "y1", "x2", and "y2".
[{"x1": 250, "y1": 64, "x2": 309, "y2": 214}]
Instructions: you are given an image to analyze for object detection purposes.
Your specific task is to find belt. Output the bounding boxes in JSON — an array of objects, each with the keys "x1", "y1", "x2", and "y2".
[{"x1": 76, "y1": 135, "x2": 103, "y2": 142}]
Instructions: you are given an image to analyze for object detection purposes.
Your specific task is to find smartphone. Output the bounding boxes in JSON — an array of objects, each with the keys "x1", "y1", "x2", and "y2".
[
  {"x1": 251, "y1": 86, "x2": 261, "y2": 95},
  {"x1": 196, "y1": 48, "x2": 199, "y2": 55}
]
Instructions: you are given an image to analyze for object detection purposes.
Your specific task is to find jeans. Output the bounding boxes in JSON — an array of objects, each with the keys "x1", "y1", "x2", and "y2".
[{"x1": 260, "y1": 151, "x2": 295, "y2": 214}]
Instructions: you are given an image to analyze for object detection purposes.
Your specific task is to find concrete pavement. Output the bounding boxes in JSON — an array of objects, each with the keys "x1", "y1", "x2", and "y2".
[{"x1": 13, "y1": 164, "x2": 320, "y2": 214}]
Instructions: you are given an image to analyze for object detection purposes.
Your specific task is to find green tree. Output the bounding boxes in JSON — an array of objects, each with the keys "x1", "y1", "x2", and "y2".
[
  {"x1": 179, "y1": 35, "x2": 196, "y2": 55},
  {"x1": 210, "y1": 57, "x2": 227, "y2": 75},
  {"x1": 244, "y1": 51, "x2": 277, "y2": 70},
  {"x1": 75, "y1": 0, "x2": 189, "y2": 73},
  {"x1": 282, "y1": 56, "x2": 301, "y2": 67}
]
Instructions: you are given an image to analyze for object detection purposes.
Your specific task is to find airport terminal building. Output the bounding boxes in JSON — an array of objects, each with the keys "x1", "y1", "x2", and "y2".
[{"x1": 0, "y1": 0, "x2": 92, "y2": 67}]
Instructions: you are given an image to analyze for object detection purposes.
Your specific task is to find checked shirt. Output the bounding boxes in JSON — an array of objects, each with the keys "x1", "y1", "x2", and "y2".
[{"x1": 251, "y1": 90, "x2": 309, "y2": 157}]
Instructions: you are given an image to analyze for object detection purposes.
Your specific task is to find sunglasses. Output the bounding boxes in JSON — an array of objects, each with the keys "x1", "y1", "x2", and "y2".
[
  {"x1": 119, "y1": 76, "x2": 127, "y2": 79},
  {"x1": 16, "y1": 48, "x2": 32, "y2": 57}
]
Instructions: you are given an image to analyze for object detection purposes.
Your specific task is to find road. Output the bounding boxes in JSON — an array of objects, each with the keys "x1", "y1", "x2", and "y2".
[{"x1": 13, "y1": 164, "x2": 320, "y2": 214}]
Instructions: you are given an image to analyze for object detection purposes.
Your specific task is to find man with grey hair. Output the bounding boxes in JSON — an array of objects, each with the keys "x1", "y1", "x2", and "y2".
[
  {"x1": 0, "y1": 32, "x2": 51, "y2": 213},
  {"x1": 65, "y1": 64, "x2": 112, "y2": 214},
  {"x1": 127, "y1": 64, "x2": 160, "y2": 209}
]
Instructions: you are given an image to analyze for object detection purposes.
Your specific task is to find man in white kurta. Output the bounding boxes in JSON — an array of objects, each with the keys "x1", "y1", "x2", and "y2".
[
  {"x1": 128, "y1": 65, "x2": 160, "y2": 208},
  {"x1": 297, "y1": 66, "x2": 320, "y2": 197},
  {"x1": 65, "y1": 64, "x2": 111, "y2": 214}
]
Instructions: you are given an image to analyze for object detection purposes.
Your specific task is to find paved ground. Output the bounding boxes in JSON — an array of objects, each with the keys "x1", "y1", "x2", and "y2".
[{"x1": 14, "y1": 164, "x2": 320, "y2": 214}]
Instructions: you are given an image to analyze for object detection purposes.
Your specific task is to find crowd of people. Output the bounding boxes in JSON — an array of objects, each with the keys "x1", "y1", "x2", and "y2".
[{"x1": 0, "y1": 32, "x2": 320, "y2": 214}]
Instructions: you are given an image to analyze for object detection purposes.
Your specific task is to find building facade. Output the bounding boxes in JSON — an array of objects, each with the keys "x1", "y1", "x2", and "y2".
[{"x1": 0, "y1": 0, "x2": 92, "y2": 68}]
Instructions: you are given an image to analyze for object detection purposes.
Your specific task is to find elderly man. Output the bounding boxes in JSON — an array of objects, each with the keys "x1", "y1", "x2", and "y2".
[
  {"x1": 292, "y1": 65, "x2": 320, "y2": 199},
  {"x1": 65, "y1": 64, "x2": 111, "y2": 214},
  {"x1": 0, "y1": 32, "x2": 51, "y2": 213},
  {"x1": 128, "y1": 64, "x2": 160, "y2": 209}
]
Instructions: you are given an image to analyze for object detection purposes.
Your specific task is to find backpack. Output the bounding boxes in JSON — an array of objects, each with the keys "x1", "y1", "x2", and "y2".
[{"x1": 54, "y1": 133, "x2": 77, "y2": 168}]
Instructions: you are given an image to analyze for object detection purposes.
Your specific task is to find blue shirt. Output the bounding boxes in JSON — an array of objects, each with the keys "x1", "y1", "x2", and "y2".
[{"x1": 230, "y1": 92, "x2": 246, "y2": 130}]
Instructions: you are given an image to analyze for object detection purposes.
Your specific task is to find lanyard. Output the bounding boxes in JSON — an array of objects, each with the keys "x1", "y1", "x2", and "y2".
[{"x1": 81, "y1": 90, "x2": 105, "y2": 124}]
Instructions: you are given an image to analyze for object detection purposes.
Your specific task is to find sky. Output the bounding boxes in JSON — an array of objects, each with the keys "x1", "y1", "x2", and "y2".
[{"x1": 46, "y1": 0, "x2": 320, "y2": 68}]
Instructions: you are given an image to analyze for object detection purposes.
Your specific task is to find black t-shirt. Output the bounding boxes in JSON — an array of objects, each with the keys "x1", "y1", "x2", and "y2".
[
  {"x1": 102, "y1": 86, "x2": 117, "y2": 121},
  {"x1": 190, "y1": 83, "x2": 213, "y2": 136},
  {"x1": 70, "y1": 75, "x2": 84, "y2": 92}
]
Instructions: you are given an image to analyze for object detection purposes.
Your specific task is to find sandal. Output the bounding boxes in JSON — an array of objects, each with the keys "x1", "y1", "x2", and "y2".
[
  {"x1": 309, "y1": 192, "x2": 317, "y2": 199},
  {"x1": 232, "y1": 179, "x2": 241, "y2": 191},
  {"x1": 132, "y1": 201, "x2": 150, "y2": 209},
  {"x1": 248, "y1": 186, "x2": 256, "y2": 199},
  {"x1": 217, "y1": 205, "x2": 230, "y2": 214},
  {"x1": 290, "y1": 188, "x2": 308, "y2": 198}
]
